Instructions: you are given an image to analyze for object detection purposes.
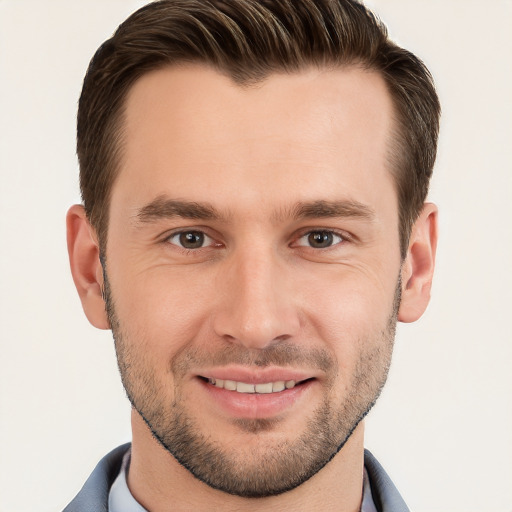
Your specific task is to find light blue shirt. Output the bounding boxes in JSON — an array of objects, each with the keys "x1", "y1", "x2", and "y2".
[
  {"x1": 108, "y1": 450, "x2": 146, "y2": 512},
  {"x1": 109, "y1": 449, "x2": 378, "y2": 512}
]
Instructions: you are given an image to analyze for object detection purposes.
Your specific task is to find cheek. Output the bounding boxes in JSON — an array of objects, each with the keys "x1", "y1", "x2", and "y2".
[
  {"x1": 303, "y1": 263, "x2": 397, "y2": 323},
  {"x1": 299, "y1": 266, "x2": 398, "y2": 366},
  {"x1": 110, "y1": 265, "x2": 214, "y2": 358}
]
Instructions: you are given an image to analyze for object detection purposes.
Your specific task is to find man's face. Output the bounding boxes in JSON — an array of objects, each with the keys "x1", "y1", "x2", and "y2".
[{"x1": 105, "y1": 65, "x2": 402, "y2": 497}]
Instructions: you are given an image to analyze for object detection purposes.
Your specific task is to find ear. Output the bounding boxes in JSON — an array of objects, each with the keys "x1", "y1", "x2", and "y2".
[
  {"x1": 66, "y1": 205, "x2": 110, "y2": 329},
  {"x1": 398, "y1": 203, "x2": 438, "y2": 323}
]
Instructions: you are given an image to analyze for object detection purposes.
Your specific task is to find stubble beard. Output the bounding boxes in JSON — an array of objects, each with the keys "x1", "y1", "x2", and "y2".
[{"x1": 103, "y1": 270, "x2": 400, "y2": 498}]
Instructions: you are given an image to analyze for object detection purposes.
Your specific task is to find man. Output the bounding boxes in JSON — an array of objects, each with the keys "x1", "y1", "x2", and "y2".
[{"x1": 65, "y1": 0, "x2": 439, "y2": 510}]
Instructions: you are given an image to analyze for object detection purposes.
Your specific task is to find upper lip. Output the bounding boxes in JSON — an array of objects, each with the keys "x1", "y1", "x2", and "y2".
[{"x1": 197, "y1": 366, "x2": 315, "y2": 384}]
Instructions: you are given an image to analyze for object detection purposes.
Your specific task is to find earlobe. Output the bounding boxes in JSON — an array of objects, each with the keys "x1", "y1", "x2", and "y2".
[
  {"x1": 66, "y1": 205, "x2": 110, "y2": 330},
  {"x1": 398, "y1": 203, "x2": 438, "y2": 323}
]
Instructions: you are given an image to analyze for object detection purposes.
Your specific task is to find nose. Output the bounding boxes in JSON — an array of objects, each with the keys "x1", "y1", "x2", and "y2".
[{"x1": 212, "y1": 249, "x2": 301, "y2": 350}]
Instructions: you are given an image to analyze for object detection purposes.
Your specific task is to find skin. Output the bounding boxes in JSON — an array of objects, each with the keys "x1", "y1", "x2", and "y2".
[{"x1": 67, "y1": 64, "x2": 437, "y2": 511}]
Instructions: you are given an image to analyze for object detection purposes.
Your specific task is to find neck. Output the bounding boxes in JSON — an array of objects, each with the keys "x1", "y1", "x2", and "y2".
[{"x1": 128, "y1": 410, "x2": 366, "y2": 512}]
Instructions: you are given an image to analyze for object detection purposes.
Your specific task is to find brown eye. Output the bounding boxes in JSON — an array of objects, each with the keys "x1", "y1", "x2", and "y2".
[
  {"x1": 308, "y1": 231, "x2": 334, "y2": 248},
  {"x1": 296, "y1": 230, "x2": 344, "y2": 249},
  {"x1": 179, "y1": 231, "x2": 204, "y2": 248},
  {"x1": 168, "y1": 231, "x2": 212, "y2": 249}
]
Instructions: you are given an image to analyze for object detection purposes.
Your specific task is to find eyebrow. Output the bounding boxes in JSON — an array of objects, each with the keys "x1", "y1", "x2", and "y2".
[
  {"x1": 135, "y1": 196, "x2": 222, "y2": 223},
  {"x1": 134, "y1": 196, "x2": 375, "y2": 225},
  {"x1": 289, "y1": 199, "x2": 375, "y2": 222}
]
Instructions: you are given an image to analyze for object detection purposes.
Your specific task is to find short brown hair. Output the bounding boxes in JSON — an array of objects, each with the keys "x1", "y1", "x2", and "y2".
[{"x1": 77, "y1": 0, "x2": 440, "y2": 256}]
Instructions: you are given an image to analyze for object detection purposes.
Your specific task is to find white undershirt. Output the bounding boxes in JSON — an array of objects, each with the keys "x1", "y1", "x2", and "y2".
[{"x1": 109, "y1": 449, "x2": 378, "y2": 512}]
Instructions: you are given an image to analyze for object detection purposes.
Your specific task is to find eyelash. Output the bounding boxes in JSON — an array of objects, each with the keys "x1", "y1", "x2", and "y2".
[
  {"x1": 294, "y1": 229, "x2": 346, "y2": 249},
  {"x1": 163, "y1": 228, "x2": 351, "y2": 252},
  {"x1": 164, "y1": 230, "x2": 218, "y2": 251}
]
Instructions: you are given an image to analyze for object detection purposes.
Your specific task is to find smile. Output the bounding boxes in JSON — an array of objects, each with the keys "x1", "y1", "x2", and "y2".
[
  {"x1": 198, "y1": 373, "x2": 315, "y2": 418},
  {"x1": 207, "y1": 377, "x2": 298, "y2": 394}
]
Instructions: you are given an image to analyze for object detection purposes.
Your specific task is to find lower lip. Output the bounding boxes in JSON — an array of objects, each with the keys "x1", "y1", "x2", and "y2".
[{"x1": 199, "y1": 379, "x2": 314, "y2": 419}]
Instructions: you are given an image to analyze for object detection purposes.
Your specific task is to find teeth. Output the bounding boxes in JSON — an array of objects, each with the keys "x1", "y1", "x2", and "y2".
[
  {"x1": 208, "y1": 378, "x2": 298, "y2": 394},
  {"x1": 255, "y1": 382, "x2": 273, "y2": 394},
  {"x1": 236, "y1": 382, "x2": 255, "y2": 393},
  {"x1": 272, "y1": 381, "x2": 285, "y2": 392},
  {"x1": 224, "y1": 380, "x2": 237, "y2": 391}
]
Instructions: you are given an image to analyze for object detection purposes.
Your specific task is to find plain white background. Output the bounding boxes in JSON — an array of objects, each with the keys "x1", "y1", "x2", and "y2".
[{"x1": 0, "y1": 1, "x2": 511, "y2": 511}]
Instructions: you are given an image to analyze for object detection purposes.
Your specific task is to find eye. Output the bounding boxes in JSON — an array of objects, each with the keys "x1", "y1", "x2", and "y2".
[
  {"x1": 167, "y1": 230, "x2": 214, "y2": 249},
  {"x1": 296, "y1": 230, "x2": 344, "y2": 249}
]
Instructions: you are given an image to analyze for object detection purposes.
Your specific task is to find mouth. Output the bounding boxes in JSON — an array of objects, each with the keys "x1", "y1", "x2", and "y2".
[
  {"x1": 202, "y1": 376, "x2": 311, "y2": 394},
  {"x1": 195, "y1": 372, "x2": 316, "y2": 420}
]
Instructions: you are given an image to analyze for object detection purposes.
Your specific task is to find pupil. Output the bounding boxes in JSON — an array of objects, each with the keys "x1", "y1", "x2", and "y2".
[
  {"x1": 308, "y1": 231, "x2": 333, "y2": 248},
  {"x1": 180, "y1": 231, "x2": 204, "y2": 249}
]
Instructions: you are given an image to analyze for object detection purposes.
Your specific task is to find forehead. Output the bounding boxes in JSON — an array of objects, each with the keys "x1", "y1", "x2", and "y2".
[{"x1": 114, "y1": 64, "x2": 396, "y2": 218}]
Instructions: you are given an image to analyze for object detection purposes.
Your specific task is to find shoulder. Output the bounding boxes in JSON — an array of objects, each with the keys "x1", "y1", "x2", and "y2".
[
  {"x1": 63, "y1": 443, "x2": 131, "y2": 512},
  {"x1": 364, "y1": 449, "x2": 410, "y2": 512}
]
